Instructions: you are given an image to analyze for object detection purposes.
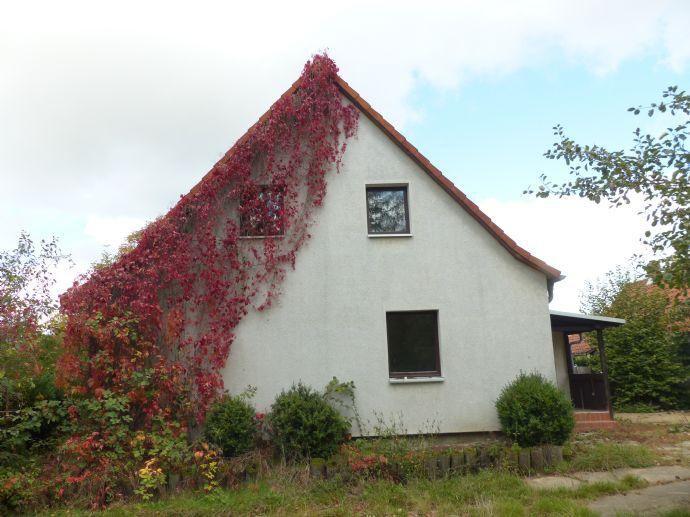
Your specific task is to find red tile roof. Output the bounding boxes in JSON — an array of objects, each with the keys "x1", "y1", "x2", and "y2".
[
  {"x1": 568, "y1": 333, "x2": 582, "y2": 344},
  {"x1": 176, "y1": 72, "x2": 563, "y2": 281},
  {"x1": 571, "y1": 340, "x2": 594, "y2": 356}
]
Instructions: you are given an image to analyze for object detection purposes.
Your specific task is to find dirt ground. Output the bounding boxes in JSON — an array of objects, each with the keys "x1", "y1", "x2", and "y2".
[
  {"x1": 616, "y1": 411, "x2": 690, "y2": 425},
  {"x1": 544, "y1": 417, "x2": 690, "y2": 515},
  {"x1": 593, "y1": 413, "x2": 690, "y2": 467}
]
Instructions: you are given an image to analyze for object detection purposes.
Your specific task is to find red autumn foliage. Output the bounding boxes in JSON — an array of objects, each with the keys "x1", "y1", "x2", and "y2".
[{"x1": 57, "y1": 54, "x2": 359, "y2": 427}]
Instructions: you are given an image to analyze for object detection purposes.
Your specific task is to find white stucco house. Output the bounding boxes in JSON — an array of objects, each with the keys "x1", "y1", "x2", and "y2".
[{"x1": 198, "y1": 71, "x2": 623, "y2": 436}]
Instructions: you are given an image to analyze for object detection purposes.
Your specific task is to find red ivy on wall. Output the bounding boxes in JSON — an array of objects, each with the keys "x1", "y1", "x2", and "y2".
[{"x1": 58, "y1": 54, "x2": 359, "y2": 426}]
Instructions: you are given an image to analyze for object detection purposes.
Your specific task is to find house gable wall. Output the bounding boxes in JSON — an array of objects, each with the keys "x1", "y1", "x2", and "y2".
[{"x1": 222, "y1": 100, "x2": 557, "y2": 435}]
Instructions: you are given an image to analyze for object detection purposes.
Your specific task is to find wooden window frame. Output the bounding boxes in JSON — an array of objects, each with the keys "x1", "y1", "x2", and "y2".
[
  {"x1": 386, "y1": 310, "x2": 441, "y2": 378},
  {"x1": 239, "y1": 184, "x2": 286, "y2": 238},
  {"x1": 365, "y1": 185, "x2": 411, "y2": 235}
]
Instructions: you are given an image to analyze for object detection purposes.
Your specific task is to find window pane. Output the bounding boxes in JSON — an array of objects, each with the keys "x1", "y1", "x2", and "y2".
[
  {"x1": 240, "y1": 185, "x2": 285, "y2": 236},
  {"x1": 386, "y1": 311, "x2": 439, "y2": 375},
  {"x1": 367, "y1": 187, "x2": 408, "y2": 233}
]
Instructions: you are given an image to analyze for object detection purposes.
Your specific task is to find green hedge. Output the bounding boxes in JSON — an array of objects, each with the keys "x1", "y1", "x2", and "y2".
[
  {"x1": 204, "y1": 394, "x2": 257, "y2": 457},
  {"x1": 268, "y1": 383, "x2": 349, "y2": 460},
  {"x1": 496, "y1": 372, "x2": 574, "y2": 447}
]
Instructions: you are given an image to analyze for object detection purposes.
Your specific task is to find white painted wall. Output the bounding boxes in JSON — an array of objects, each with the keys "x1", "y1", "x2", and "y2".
[
  {"x1": 222, "y1": 101, "x2": 557, "y2": 435},
  {"x1": 552, "y1": 331, "x2": 571, "y2": 398}
]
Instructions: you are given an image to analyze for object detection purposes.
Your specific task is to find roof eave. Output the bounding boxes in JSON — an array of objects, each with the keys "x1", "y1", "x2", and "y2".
[{"x1": 550, "y1": 310, "x2": 626, "y2": 332}]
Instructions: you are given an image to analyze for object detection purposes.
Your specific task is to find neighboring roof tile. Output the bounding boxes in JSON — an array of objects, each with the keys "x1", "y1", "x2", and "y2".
[
  {"x1": 571, "y1": 340, "x2": 594, "y2": 355},
  {"x1": 568, "y1": 333, "x2": 583, "y2": 344}
]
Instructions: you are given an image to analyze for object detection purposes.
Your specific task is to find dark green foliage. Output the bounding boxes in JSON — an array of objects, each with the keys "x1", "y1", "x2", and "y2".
[
  {"x1": 572, "y1": 348, "x2": 601, "y2": 373},
  {"x1": 581, "y1": 266, "x2": 689, "y2": 410},
  {"x1": 496, "y1": 373, "x2": 574, "y2": 447},
  {"x1": 0, "y1": 399, "x2": 67, "y2": 465},
  {"x1": 0, "y1": 329, "x2": 67, "y2": 467},
  {"x1": 204, "y1": 394, "x2": 257, "y2": 457},
  {"x1": 602, "y1": 283, "x2": 686, "y2": 409},
  {"x1": 268, "y1": 383, "x2": 349, "y2": 460},
  {"x1": 676, "y1": 330, "x2": 690, "y2": 407}
]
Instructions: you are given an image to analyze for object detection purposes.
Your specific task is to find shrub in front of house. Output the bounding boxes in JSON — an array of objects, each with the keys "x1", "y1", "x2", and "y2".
[
  {"x1": 496, "y1": 372, "x2": 574, "y2": 447},
  {"x1": 268, "y1": 383, "x2": 350, "y2": 460},
  {"x1": 204, "y1": 394, "x2": 257, "y2": 457}
]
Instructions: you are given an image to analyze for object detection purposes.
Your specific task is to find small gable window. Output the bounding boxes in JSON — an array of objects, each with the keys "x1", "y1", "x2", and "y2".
[
  {"x1": 386, "y1": 310, "x2": 440, "y2": 378},
  {"x1": 239, "y1": 185, "x2": 285, "y2": 237},
  {"x1": 366, "y1": 186, "x2": 410, "y2": 234}
]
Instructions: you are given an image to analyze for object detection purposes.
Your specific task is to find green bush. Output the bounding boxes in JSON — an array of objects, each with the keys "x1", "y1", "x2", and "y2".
[
  {"x1": 0, "y1": 464, "x2": 41, "y2": 514},
  {"x1": 268, "y1": 383, "x2": 349, "y2": 460},
  {"x1": 0, "y1": 400, "x2": 67, "y2": 465},
  {"x1": 581, "y1": 270, "x2": 689, "y2": 410},
  {"x1": 602, "y1": 284, "x2": 687, "y2": 409},
  {"x1": 204, "y1": 394, "x2": 257, "y2": 457},
  {"x1": 496, "y1": 372, "x2": 574, "y2": 447}
]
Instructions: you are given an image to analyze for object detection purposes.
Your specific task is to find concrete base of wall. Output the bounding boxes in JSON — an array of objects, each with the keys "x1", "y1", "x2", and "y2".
[
  {"x1": 355, "y1": 431, "x2": 506, "y2": 445},
  {"x1": 429, "y1": 431, "x2": 506, "y2": 446}
]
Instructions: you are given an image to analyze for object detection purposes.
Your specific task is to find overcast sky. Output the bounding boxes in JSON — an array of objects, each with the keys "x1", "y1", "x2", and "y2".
[{"x1": 2, "y1": 0, "x2": 689, "y2": 311}]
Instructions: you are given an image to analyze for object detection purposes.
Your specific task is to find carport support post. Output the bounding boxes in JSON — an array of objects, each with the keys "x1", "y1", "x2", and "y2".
[{"x1": 596, "y1": 328, "x2": 613, "y2": 418}]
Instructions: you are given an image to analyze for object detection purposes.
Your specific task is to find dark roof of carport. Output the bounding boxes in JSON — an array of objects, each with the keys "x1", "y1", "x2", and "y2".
[{"x1": 550, "y1": 310, "x2": 626, "y2": 333}]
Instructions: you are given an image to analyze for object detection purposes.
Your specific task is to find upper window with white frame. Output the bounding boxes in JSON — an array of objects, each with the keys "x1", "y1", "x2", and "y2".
[{"x1": 366, "y1": 185, "x2": 410, "y2": 234}]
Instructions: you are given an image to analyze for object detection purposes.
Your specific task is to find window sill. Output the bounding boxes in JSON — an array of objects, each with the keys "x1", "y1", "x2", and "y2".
[
  {"x1": 389, "y1": 376, "x2": 444, "y2": 384},
  {"x1": 238, "y1": 235, "x2": 285, "y2": 240},
  {"x1": 368, "y1": 233, "x2": 413, "y2": 238}
]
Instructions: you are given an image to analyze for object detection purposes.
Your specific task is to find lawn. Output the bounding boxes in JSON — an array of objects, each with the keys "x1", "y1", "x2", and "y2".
[
  {"x1": 24, "y1": 422, "x2": 690, "y2": 517},
  {"x1": 41, "y1": 418, "x2": 690, "y2": 517},
  {"x1": 46, "y1": 470, "x2": 646, "y2": 516}
]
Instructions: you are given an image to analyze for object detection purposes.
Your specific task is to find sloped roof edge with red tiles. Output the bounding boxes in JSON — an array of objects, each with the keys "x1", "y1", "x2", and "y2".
[
  {"x1": 177, "y1": 73, "x2": 563, "y2": 281},
  {"x1": 334, "y1": 76, "x2": 562, "y2": 280}
]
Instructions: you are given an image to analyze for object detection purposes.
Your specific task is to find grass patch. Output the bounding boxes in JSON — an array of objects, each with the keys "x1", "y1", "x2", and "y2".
[
  {"x1": 529, "y1": 496, "x2": 596, "y2": 516},
  {"x1": 538, "y1": 475, "x2": 647, "y2": 502},
  {"x1": 32, "y1": 425, "x2": 676, "y2": 516},
  {"x1": 614, "y1": 403, "x2": 660, "y2": 413},
  {"x1": 562, "y1": 442, "x2": 655, "y2": 472},
  {"x1": 662, "y1": 510, "x2": 690, "y2": 517},
  {"x1": 40, "y1": 470, "x2": 652, "y2": 516},
  {"x1": 27, "y1": 438, "x2": 669, "y2": 515}
]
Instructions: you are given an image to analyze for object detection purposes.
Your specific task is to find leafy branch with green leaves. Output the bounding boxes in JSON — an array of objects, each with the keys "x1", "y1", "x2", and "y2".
[{"x1": 528, "y1": 86, "x2": 689, "y2": 290}]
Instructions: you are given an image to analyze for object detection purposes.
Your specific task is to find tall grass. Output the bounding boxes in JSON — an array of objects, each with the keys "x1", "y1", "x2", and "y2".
[
  {"x1": 566, "y1": 443, "x2": 655, "y2": 472},
  {"x1": 41, "y1": 469, "x2": 652, "y2": 517}
]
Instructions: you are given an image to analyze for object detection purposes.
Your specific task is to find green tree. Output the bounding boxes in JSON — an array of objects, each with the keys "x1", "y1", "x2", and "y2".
[
  {"x1": 530, "y1": 86, "x2": 689, "y2": 290},
  {"x1": 90, "y1": 227, "x2": 144, "y2": 271},
  {"x1": 581, "y1": 269, "x2": 688, "y2": 410},
  {"x1": 0, "y1": 232, "x2": 69, "y2": 410}
]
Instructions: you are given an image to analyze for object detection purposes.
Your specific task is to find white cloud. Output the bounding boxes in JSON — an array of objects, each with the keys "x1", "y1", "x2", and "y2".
[
  {"x1": 478, "y1": 196, "x2": 650, "y2": 312},
  {"x1": 660, "y1": 5, "x2": 690, "y2": 72},
  {"x1": 48, "y1": 216, "x2": 146, "y2": 296},
  {"x1": 0, "y1": 0, "x2": 687, "y2": 293},
  {"x1": 84, "y1": 216, "x2": 146, "y2": 249}
]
